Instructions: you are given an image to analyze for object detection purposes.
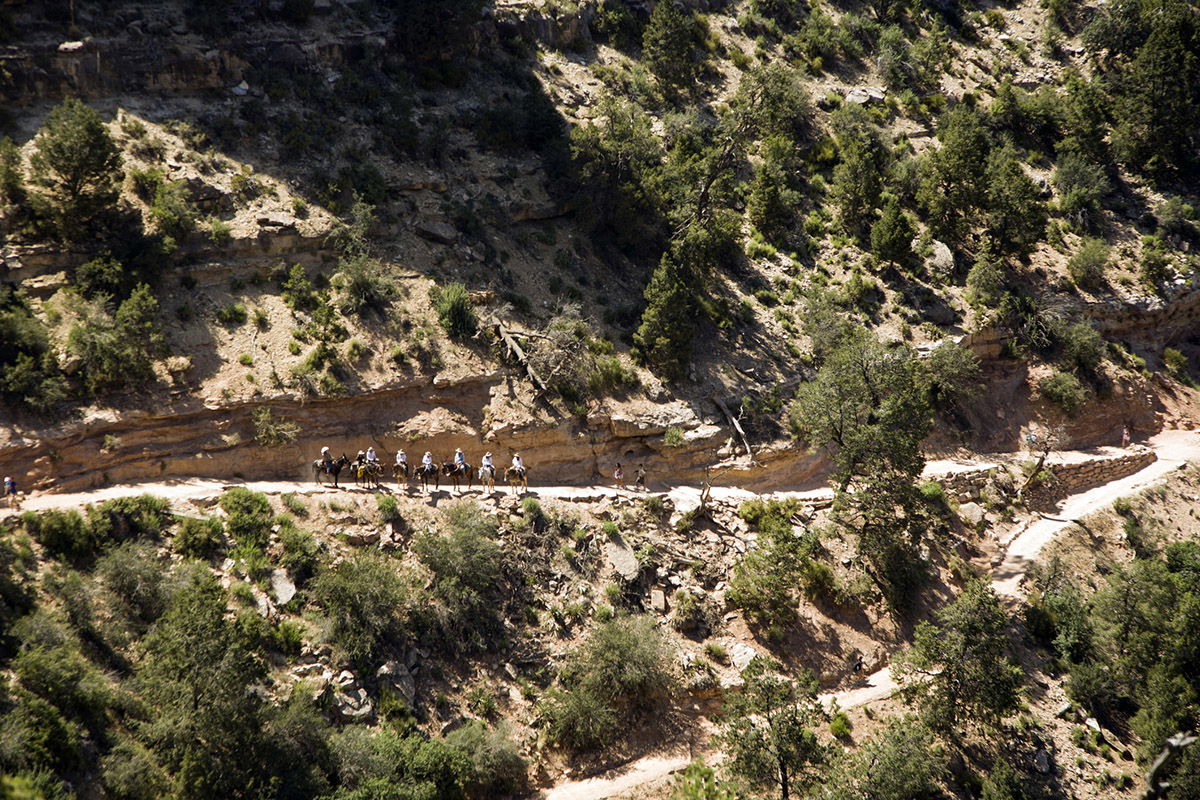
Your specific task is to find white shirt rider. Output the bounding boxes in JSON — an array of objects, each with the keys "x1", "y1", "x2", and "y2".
[
  {"x1": 422, "y1": 452, "x2": 434, "y2": 467},
  {"x1": 454, "y1": 448, "x2": 465, "y2": 466},
  {"x1": 482, "y1": 453, "x2": 494, "y2": 470},
  {"x1": 396, "y1": 450, "x2": 407, "y2": 466},
  {"x1": 512, "y1": 454, "x2": 524, "y2": 472},
  {"x1": 366, "y1": 447, "x2": 378, "y2": 463}
]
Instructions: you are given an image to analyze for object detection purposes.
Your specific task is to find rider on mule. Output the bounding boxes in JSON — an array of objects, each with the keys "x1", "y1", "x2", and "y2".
[
  {"x1": 454, "y1": 448, "x2": 466, "y2": 470},
  {"x1": 422, "y1": 451, "x2": 434, "y2": 468},
  {"x1": 320, "y1": 447, "x2": 334, "y2": 473},
  {"x1": 366, "y1": 447, "x2": 379, "y2": 465},
  {"x1": 511, "y1": 452, "x2": 525, "y2": 478},
  {"x1": 481, "y1": 451, "x2": 494, "y2": 478},
  {"x1": 396, "y1": 450, "x2": 408, "y2": 470}
]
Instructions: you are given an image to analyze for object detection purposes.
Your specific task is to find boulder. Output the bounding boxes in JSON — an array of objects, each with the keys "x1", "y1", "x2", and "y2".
[
  {"x1": 958, "y1": 502, "x2": 986, "y2": 528},
  {"x1": 332, "y1": 685, "x2": 374, "y2": 722},
  {"x1": 271, "y1": 569, "x2": 297, "y2": 605},
  {"x1": 650, "y1": 588, "x2": 667, "y2": 614},
  {"x1": 376, "y1": 660, "x2": 416, "y2": 706},
  {"x1": 415, "y1": 219, "x2": 458, "y2": 245},
  {"x1": 730, "y1": 643, "x2": 759, "y2": 670},
  {"x1": 605, "y1": 535, "x2": 641, "y2": 582}
]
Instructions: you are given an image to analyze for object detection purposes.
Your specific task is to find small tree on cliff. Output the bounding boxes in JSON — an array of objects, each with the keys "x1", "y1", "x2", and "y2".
[{"x1": 29, "y1": 98, "x2": 123, "y2": 240}]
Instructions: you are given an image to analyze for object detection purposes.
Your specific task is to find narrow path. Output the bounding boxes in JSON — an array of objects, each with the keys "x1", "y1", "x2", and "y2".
[{"x1": 5, "y1": 434, "x2": 1197, "y2": 800}]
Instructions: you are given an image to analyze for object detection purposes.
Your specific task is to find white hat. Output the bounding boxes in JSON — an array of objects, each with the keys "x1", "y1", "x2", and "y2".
[
  {"x1": 321, "y1": 447, "x2": 329, "y2": 453},
  {"x1": 485, "y1": 452, "x2": 491, "y2": 456}
]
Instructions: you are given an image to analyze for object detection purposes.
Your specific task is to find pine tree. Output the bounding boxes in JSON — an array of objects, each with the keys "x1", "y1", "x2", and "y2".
[
  {"x1": 633, "y1": 251, "x2": 698, "y2": 380},
  {"x1": 985, "y1": 145, "x2": 1046, "y2": 256},
  {"x1": 29, "y1": 98, "x2": 123, "y2": 240},
  {"x1": 870, "y1": 198, "x2": 915, "y2": 265},
  {"x1": 830, "y1": 137, "x2": 882, "y2": 239},
  {"x1": 643, "y1": 0, "x2": 696, "y2": 95}
]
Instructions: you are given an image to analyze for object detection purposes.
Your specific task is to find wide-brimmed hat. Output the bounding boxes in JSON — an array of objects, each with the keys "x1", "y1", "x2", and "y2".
[{"x1": 321, "y1": 447, "x2": 329, "y2": 453}]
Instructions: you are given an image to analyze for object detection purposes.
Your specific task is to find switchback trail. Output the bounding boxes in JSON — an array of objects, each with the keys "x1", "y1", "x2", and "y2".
[{"x1": 4, "y1": 433, "x2": 1198, "y2": 800}]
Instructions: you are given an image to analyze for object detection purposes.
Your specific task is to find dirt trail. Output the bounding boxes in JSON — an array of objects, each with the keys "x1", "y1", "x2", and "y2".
[{"x1": 4, "y1": 434, "x2": 1197, "y2": 800}]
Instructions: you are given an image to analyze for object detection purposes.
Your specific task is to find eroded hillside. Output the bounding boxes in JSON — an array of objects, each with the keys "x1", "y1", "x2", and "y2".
[{"x1": 2, "y1": 0, "x2": 1200, "y2": 798}]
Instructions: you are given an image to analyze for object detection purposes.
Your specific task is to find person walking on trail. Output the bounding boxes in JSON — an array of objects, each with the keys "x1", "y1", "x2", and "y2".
[
  {"x1": 634, "y1": 463, "x2": 646, "y2": 491},
  {"x1": 613, "y1": 463, "x2": 624, "y2": 488},
  {"x1": 1122, "y1": 425, "x2": 1131, "y2": 449}
]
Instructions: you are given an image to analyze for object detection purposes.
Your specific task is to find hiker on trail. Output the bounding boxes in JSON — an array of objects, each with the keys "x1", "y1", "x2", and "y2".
[
  {"x1": 1122, "y1": 425, "x2": 1131, "y2": 449},
  {"x1": 3, "y1": 477, "x2": 17, "y2": 510},
  {"x1": 614, "y1": 463, "x2": 624, "y2": 488},
  {"x1": 635, "y1": 463, "x2": 646, "y2": 490}
]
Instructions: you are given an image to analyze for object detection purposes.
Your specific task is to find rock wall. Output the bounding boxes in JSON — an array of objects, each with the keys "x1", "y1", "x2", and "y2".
[
  {"x1": 0, "y1": 372, "x2": 829, "y2": 494},
  {"x1": 1045, "y1": 448, "x2": 1157, "y2": 495}
]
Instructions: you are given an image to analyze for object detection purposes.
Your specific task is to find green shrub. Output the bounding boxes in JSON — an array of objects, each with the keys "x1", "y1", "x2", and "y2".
[
  {"x1": 149, "y1": 179, "x2": 196, "y2": 242},
  {"x1": 1164, "y1": 347, "x2": 1190, "y2": 380},
  {"x1": 280, "y1": 494, "x2": 307, "y2": 520},
  {"x1": 216, "y1": 302, "x2": 248, "y2": 327},
  {"x1": 252, "y1": 407, "x2": 300, "y2": 447},
  {"x1": 830, "y1": 711, "x2": 853, "y2": 739},
  {"x1": 545, "y1": 616, "x2": 674, "y2": 751},
  {"x1": 101, "y1": 738, "x2": 171, "y2": 800},
  {"x1": 1038, "y1": 371, "x2": 1089, "y2": 416},
  {"x1": 87, "y1": 494, "x2": 171, "y2": 543},
  {"x1": 23, "y1": 509, "x2": 94, "y2": 562},
  {"x1": 413, "y1": 508, "x2": 505, "y2": 650},
  {"x1": 67, "y1": 286, "x2": 164, "y2": 395},
  {"x1": 446, "y1": 721, "x2": 528, "y2": 799},
  {"x1": 96, "y1": 541, "x2": 169, "y2": 625},
  {"x1": 174, "y1": 516, "x2": 223, "y2": 559},
  {"x1": 278, "y1": 523, "x2": 321, "y2": 585},
  {"x1": 312, "y1": 552, "x2": 411, "y2": 665},
  {"x1": 1067, "y1": 238, "x2": 1109, "y2": 291},
  {"x1": 1060, "y1": 321, "x2": 1106, "y2": 376},
  {"x1": 335, "y1": 253, "x2": 395, "y2": 317},
  {"x1": 377, "y1": 494, "x2": 401, "y2": 524},
  {"x1": 219, "y1": 488, "x2": 273, "y2": 550},
  {"x1": 430, "y1": 281, "x2": 478, "y2": 339},
  {"x1": 663, "y1": 426, "x2": 685, "y2": 447}
]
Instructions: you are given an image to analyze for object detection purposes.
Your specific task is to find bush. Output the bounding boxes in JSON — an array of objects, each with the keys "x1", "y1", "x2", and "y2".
[
  {"x1": 174, "y1": 516, "x2": 223, "y2": 559},
  {"x1": 219, "y1": 488, "x2": 273, "y2": 550},
  {"x1": 430, "y1": 282, "x2": 477, "y2": 340},
  {"x1": 1164, "y1": 347, "x2": 1190, "y2": 380},
  {"x1": 87, "y1": 494, "x2": 171, "y2": 542},
  {"x1": 376, "y1": 494, "x2": 401, "y2": 524},
  {"x1": 311, "y1": 551, "x2": 411, "y2": 665},
  {"x1": 1038, "y1": 371, "x2": 1089, "y2": 416},
  {"x1": 413, "y1": 507, "x2": 505, "y2": 650},
  {"x1": 445, "y1": 721, "x2": 528, "y2": 799},
  {"x1": 1067, "y1": 238, "x2": 1109, "y2": 291},
  {"x1": 23, "y1": 509, "x2": 93, "y2": 562},
  {"x1": 97, "y1": 541, "x2": 169, "y2": 625},
  {"x1": 1060, "y1": 321, "x2": 1106, "y2": 376},
  {"x1": 148, "y1": 180, "x2": 196, "y2": 242},
  {"x1": 216, "y1": 302, "x2": 248, "y2": 327},
  {"x1": 663, "y1": 427, "x2": 685, "y2": 447},
  {"x1": 335, "y1": 253, "x2": 395, "y2": 318},
  {"x1": 102, "y1": 738, "x2": 171, "y2": 800},
  {"x1": 277, "y1": 523, "x2": 321, "y2": 586},
  {"x1": 830, "y1": 711, "x2": 853, "y2": 739},
  {"x1": 252, "y1": 407, "x2": 300, "y2": 447},
  {"x1": 67, "y1": 287, "x2": 164, "y2": 395}
]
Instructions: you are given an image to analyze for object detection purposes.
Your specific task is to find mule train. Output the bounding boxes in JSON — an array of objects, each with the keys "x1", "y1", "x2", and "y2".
[{"x1": 313, "y1": 447, "x2": 528, "y2": 494}]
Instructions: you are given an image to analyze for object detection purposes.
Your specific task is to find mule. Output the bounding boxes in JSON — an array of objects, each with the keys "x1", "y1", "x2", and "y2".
[
  {"x1": 312, "y1": 454, "x2": 351, "y2": 488},
  {"x1": 478, "y1": 465, "x2": 496, "y2": 493},
  {"x1": 414, "y1": 463, "x2": 440, "y2": 492},
  {"x1": 393, "y1": 461, "x2": 410, "y2": 487},
  {"x1": 504, "y1": 466, "x2": 528, "y2": 495},
  {"x1": 356, "y1": 460, "x2": 383, "y2": 489},
  {"x1": 441, "y1": 461, "x2": 473, "y2": 492}
]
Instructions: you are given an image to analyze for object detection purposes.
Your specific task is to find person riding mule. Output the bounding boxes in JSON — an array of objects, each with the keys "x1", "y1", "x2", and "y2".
[
  {"x1": 394, "y1": 450, "x2": 409, "y2": 483},
  {"x1": 505, "y1": 452, "x2": 528, "y2": 495},
  {"x1": 479, "y1": 452, "x2": 496, "y2": 491},
  {"x1": 442, "y1": 449, "x2": 473, "y2": 491},
  {"x1": 312, "y1": 452, "x2": 350, "y2": 487},
  {"x1": 414, "y1": 451, "x2": 439, "y2": 491},
  {"x1": 320, "y1": 447, "x2": 334, "y2": 474}
]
